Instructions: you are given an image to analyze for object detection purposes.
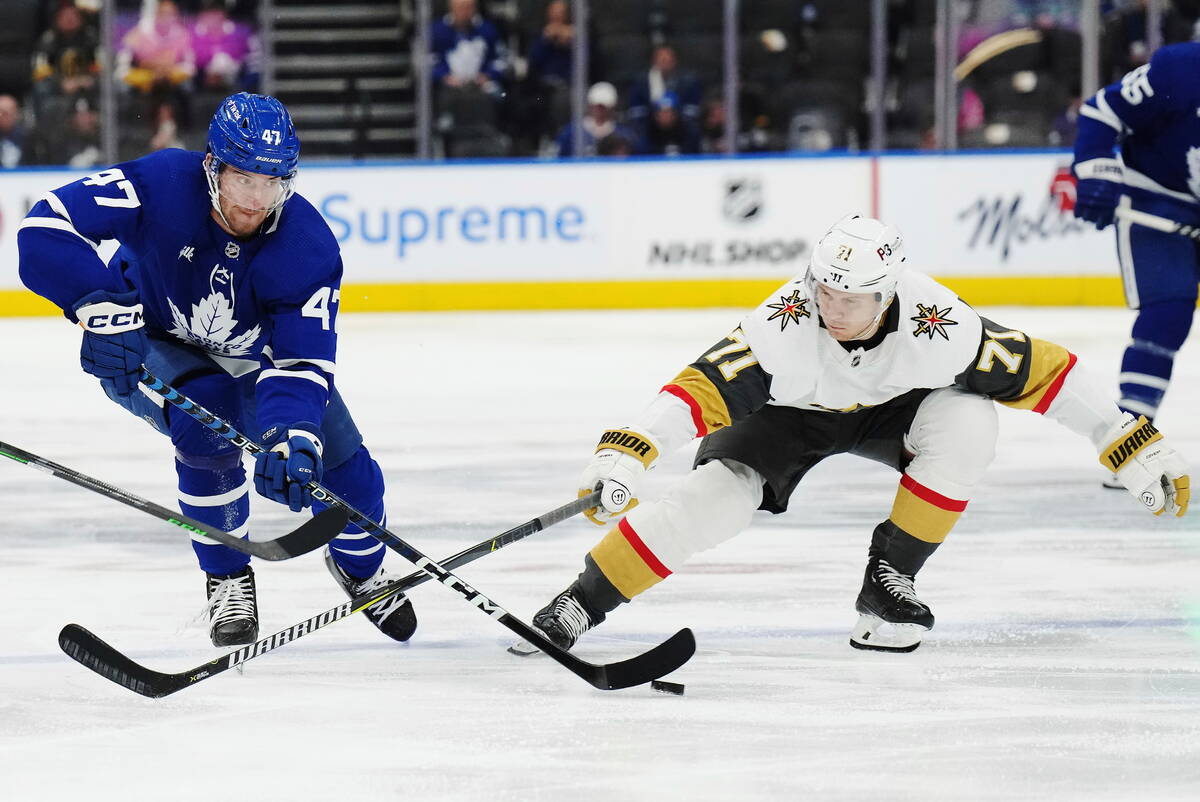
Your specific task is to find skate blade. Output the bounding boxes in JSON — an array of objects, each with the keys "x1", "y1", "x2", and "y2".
[
  {"x1": 507, "y1": 639, "x2": 541, "y2": 657},
  {"x1": 1101, "y1": 473, "x2": 1124, "y2": 490},
  {"x1": 849, "y1": 613, "x2": 927, "y2": 653}
]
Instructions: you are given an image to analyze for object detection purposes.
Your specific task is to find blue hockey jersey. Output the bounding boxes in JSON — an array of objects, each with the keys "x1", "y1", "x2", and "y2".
[
  {"x1": 17, "y1": 148, "x2": 342, "y2": 431},
  {"x1": 1074, "y1": 42, "x2": 1200, "y2": 208}
]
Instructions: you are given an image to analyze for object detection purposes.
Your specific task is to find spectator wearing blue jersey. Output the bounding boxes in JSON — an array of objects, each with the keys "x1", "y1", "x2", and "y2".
[
  {"x1": 636, "y1": 92, "x2": 702, "y2": 157},
  {"x1": 0, "y1": 94, "x2": 26, "y2": 168},
  {"x1": 431, "y1": 0, "x2": 507, "y2": 94},
  {"x1": 1070, "y1": 42, "x2": 1200, "y2": 480},
  {"x1": 16, "y1": 93, "x2": 417, "y2": 648},
  {"x1": 627, "y1": 44, "x2": 703, "y2": 127}
]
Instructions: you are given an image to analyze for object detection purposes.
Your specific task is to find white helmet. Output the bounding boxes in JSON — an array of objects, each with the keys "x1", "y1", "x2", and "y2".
[{"x1": 805, "y1": 214, "x2": 906, "y2": 307}]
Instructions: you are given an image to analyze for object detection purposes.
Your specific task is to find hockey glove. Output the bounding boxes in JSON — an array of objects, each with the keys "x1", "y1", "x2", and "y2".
[
  {"x1": 1071, "y1": 158, "x2": 1123, "y2": 230},
  {"x1": 73, "y1": 289, "x2": 147, "y2": 398},
  {"x1": 1099, "y1": 415, "x2": 1190, "y2": 517},
  {"x1": 254, "y1": 423, "x2": 324, "y2": 513},
  {"x1": 579, "y1": 428, "x2": 661, "y2": 525}
]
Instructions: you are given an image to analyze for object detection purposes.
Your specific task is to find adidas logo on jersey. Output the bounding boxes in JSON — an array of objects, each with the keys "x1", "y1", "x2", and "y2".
[{"x1": 179, "y1": 245, "x2": 195, "y2": 261}]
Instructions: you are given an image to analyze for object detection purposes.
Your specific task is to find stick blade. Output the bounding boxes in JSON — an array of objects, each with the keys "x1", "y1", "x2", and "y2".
[
  {"x1": 248, "y1": 506, "x2": 350, "y2": 560},
  {"x1": 58, "y1": 624, "x2": 184, "y2": 698},
  {"x1": 594, "y1": 628, "x2": 697, "y2": 691}
]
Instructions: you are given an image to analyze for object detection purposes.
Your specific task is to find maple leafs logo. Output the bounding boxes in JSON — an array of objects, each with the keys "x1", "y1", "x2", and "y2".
[
  {"x1": 168, "y1": 293, "x2": 261, "y2": 356},
  {"x1": 765, "y1": 290, "x2": 811, "y2": 331},
  {"x1": 910, "y1": 303, "x2": 958, "y2": 341}
]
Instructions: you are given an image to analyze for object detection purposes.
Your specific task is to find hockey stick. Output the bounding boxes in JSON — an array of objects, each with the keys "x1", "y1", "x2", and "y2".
[
  {"x1": 0, "y1": 439, "x2": 348, "y2": 561},
  {"x1": 87, "y1": 370, "x2": 694, "y2": 691},
  {"x1": 58, "y1": 492, "x2": 600, "y2": 698},
  {"x1": 1115, "y1": 207, "x2": 1200, "y2": 243}
]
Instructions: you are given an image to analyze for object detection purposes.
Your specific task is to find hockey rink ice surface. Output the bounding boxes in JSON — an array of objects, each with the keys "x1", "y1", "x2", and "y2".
[{"x1": 2, "y1": 306, "x2": 1199, "y2": 801}]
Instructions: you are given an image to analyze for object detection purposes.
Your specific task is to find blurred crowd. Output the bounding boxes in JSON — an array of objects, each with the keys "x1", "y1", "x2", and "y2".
[
  {"x1": 1, "y1": 0, "x2": 258, "y2": 168},
  {"x1": 1, "y1": 0, "x2": 1199, "y2": 168}
]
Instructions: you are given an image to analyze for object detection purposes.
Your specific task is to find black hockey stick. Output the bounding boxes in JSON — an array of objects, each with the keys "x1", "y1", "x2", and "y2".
[
  {"x1": 1115, "y1": 207, "x2": 1200, "y2": 243},
  {"x1": 59, "y1": 492, "x2": 600, "y2": 698},
  {"x1": 114, "y1": 370, "x2": 694, "y2": 690},
  {"x1": 0, "y1": 439, "x2": 348, "y2": 561}
]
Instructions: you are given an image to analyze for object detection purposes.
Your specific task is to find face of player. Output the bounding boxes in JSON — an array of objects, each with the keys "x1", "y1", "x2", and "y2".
[
  {"x1": 814, "y1": 282, "x2": 884, "y2": 342},
  {"x1": 213, "y1": 165, "x2": 285, "y2": 237}
]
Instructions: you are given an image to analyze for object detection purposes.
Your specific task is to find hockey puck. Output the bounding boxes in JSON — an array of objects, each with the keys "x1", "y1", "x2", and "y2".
[{"x1": 650, "y1": 680, "x2": 685, "y2": 695}]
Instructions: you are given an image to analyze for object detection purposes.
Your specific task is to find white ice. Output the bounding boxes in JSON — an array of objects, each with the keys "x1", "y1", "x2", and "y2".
[{"x1": 2, "y1": 307, "x2": 1199, "y2": 802}]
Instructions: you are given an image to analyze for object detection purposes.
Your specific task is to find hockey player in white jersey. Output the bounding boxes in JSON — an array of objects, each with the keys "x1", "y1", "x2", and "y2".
[{"x1": 521, "y1": 214, "x2": 1191, "y2": 654}]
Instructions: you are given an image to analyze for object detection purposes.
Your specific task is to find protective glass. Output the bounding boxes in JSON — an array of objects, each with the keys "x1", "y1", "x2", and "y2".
[{"x1": 217, "y1": 166, "x2": 294, "y2": 213}]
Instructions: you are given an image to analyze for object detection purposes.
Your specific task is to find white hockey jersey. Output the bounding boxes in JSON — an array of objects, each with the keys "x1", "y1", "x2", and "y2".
[{"x1": 631, "y1": 269, "x2": 1126, "y2": 459}]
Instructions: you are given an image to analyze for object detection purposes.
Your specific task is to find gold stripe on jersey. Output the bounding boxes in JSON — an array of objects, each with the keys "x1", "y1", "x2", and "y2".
[
  {"x1": 995, "y1": 338, "x2": 1073, "y2": 412},
  {"x1": 889, "y1": 475, "x2": 968, "y2": 544},
  {"x1": 664, "y1": 366, "x2": 733, "y2": 435},
  {"x1": 589, "y1": 520, "x2": 671, "y2": 600}
]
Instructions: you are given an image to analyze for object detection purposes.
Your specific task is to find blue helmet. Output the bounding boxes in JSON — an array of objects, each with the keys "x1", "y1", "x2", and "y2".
[{"x1": 207, "y1": 92, "x2": 299, "y2": 178}]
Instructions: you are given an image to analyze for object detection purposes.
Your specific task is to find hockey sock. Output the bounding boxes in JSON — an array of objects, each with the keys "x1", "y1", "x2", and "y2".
[
  {"x1": 317, "y1": 446, "x2": 386, "y2": 578},
  {"x1": 177, "y1": 455, "x2": 251, "y2": 576},
  {"x1": 575, "y1": 553, "x2": 630, "y2": 616},
  {"x1": 1119, "y1": 300, "x2": 1194, "y2": 420}
]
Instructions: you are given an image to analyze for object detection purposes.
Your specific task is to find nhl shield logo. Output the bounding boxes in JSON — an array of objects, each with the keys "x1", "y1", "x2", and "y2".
[
  {"x1": 225, "y1": 241, "x2": 241, "y2": 259},
  {"x1": 722, "y1": 178, "x2": 763, "y2": 223}
]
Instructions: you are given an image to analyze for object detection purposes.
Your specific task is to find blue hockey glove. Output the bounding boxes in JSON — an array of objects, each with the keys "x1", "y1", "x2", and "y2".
[
  {"x1": 72, "y1": 289, "x2": 147, "y2": 398},
  {"x1": 254, "y1": 423, "x2": 324, "y2": 512},
  {"x1": 1071, "y1": 158, "x2": 1123, "y2": 230}
]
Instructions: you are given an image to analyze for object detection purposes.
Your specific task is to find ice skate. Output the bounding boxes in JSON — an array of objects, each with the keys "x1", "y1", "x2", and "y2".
[
  {"x1": 509, "y1": 584, "x2": 605, "y2": 656},
  {"x1": 206, "y1": 566, "x2": 259, "y2": 647},
  {"x1": 1102, "y1": 472, "x2": 1123, "y2": 489},
  {"x1": 324, "y1": 550, "x2": 417, "y2": 642},
  {"x1": 850, "y1": 557, "x2": 934, "y2": 653}
]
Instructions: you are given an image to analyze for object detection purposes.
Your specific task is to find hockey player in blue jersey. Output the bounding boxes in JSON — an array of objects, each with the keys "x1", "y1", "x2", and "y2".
[
  {"x1": 17, "y1": 93, "x2": 417, "y2": 647},
  {"x1": 1071, "y1": 42, "x2": 1200, "y2": 444}
]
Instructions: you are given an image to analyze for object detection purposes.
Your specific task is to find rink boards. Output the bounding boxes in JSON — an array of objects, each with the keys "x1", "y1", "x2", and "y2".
[{"x1": 0, "y1": 151, "x2": 1123, "y2": 316}]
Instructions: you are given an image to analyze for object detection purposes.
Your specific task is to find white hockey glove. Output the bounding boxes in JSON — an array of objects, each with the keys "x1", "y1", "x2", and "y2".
[
  {"x1": 579, "y1": 428, "x2": 662, "y2": 525},
  {"x1": 1099, "y1": 415, "x2": 1190, "y2": 517}
]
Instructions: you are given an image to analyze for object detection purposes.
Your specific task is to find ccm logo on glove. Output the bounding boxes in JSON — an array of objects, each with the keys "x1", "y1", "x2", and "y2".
[{"x1": 78, "y1": 302, "x2": 144, "y2": 333}]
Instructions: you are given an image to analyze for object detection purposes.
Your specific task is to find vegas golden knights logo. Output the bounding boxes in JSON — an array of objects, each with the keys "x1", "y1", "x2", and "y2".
[{"x1": 836, "y1": 245, "x2": 854, "y2": 261}]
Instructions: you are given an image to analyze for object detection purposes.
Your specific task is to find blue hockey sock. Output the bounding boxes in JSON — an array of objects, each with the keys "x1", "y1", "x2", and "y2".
[
  {"x1": 177, "y1": 457, "x2": 252, "y2": 576},
  {"x1": 316, "y1": 446, "x2": 386, "y2": 579},
  {"x1": 1118, "y1": 300, "x2": 1194, "y2": 420}
]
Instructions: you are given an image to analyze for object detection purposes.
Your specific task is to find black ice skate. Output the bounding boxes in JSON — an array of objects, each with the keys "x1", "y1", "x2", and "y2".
[
  {"x1": 206, "y1": 566, "x2": 259, "y2": 647},
  {"x1": 850, "y1": 557, "x2": 934, "y2": 653},
  {"x1": 324, "y1": 550, "x2": 417, "y2": 642},
  {"x1": 510, "y1": 584, "x2": 605, "y2": 656}
]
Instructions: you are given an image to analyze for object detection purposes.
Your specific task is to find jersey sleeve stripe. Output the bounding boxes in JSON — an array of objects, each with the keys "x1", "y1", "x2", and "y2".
[
  {"x1": 1081, "y1": 96, "x2": 1123, "y2": 131},
  {"x1": 663, "y1": 366, "x2": 733, "y2": 435},
  {"x1": 17, "y1": 216, "x2": 101, "y2": 251},
  {"x1": 256, "y1": 368, "x2": 329, "y2": 389},
  {"x1": 42, "y1": 190, "x2": 76, "y2": 224},
  {"x1": 1031, "y1": 351, "x2": 1077, "y2": 415},
  {"x1": 661, "y1": 383, "x2": 708, "y2": 437}
]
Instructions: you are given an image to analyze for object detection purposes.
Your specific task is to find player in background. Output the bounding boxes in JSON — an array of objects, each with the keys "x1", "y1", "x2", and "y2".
[
  {"x1": 1070, "y1": 42, "x2": 1200, "y2": 453},
  {"x1": 517, "y1": 215, "x2": 1190, "y2": 656},
  {"x1": 17, "y1": 93, "x2": 417, "y2": 648}
]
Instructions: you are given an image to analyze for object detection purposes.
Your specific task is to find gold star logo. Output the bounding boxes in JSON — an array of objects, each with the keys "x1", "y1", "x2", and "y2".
[
  {"x1": 910, "y1": 303, "x2": 958, "y2": 341},
  {"x1": 765, "y1": 290, "x2": 810, "y2": 331}
]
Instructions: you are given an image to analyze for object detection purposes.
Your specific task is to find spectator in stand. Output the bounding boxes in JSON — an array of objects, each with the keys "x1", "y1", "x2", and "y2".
[
  {"x1": 42, "y1": 94, "x2": 102, "y2": 168},
  {"x1": 553, "y1": 82, "x2": 636, "y2": 158},
  {"x1": 31, "y1": 2, "x2": 100, "y2": 104},
  {"x1": 627, "y1": 44, "x2": 703, "y2": 127},
  {"x1": 528, "y1": 0, "x2": 574, "y2": 88},
  {"x1": 116, "y1": 0, "x2": 195, "y2": 155},
  {"x1": 0, "y1": 94, "x2": 27, "y2": 168},
  {"x1": 636, "y1": 92, "x2": 701, "y2": 157},
  {"x1": 700, "y1": 97, "x2": 727, "y2": 154},
  {"x1": 431, "y1": 0, "x2": 507, "y2": 96},
  {"x1": 191, "y1": 0, "x2": 258, "y2": 92}
]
